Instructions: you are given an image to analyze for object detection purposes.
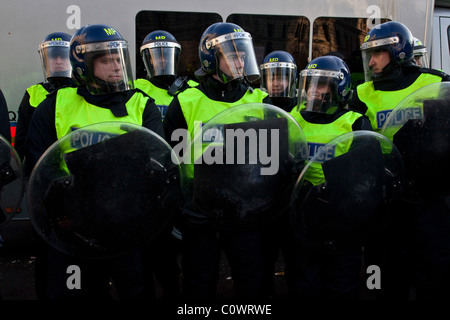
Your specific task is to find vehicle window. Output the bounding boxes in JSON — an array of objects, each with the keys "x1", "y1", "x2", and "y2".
[
  {"x1": 312, "y1": 17, "x2": 390, "y2": 89},
  {"x1": 135, "y1": 11, "x2": 222, "y2": 80},
  {"x1": 447, "y1": 25, "x2": 450, "y2": 56},
  {"x1": 227, "y1": 13, "x2": 310, "y2": 72},
  {"x1": 136, "y1": 11, "x2": 311, "y2": 86}
]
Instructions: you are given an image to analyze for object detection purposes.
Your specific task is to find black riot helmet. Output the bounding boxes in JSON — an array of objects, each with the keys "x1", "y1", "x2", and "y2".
[
  {"x1": 38, "y1": 32, "x2": 72, "y2": 81},
  {"x1": 360, "y1": 21, "x2": 414, "y2": 82},
  {"x1": 197, "y1": 22, "x2": 260, "y2": 83},
  {"x1": 70, "y1": 24, "x2": 134, "y2": 95},
  {"x1": 140, "y1": 30, "x2": 181, "y2": 83},
  {"x1": 260, "y1": 51, "x2": 298, "y2": 98},
  {"x1": 298, "y1": 55, "x2": 352, "y2": 114}
]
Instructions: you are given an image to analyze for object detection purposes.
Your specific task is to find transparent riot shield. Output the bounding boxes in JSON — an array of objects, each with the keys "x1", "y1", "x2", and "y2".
[
  {"x1": 290, "y1": 131, "x2": 404, "y2": 252},
  {"x1": 381, "y1": 82, "x2": 450, "y2": 200},
  {"x1": 0, "y1": 135, "x2": 24, "y2": 223},
  {"x1": 180, "y1": 103, "x2": 307, "y2": 229},
  {"x1": 28, "y1": 122, "x2": 180, "y2": 258}
]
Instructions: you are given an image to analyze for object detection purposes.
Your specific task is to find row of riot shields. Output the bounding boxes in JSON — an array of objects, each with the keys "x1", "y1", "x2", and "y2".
[{"x1": 2, "y1": 82, "x2": 448, "y2": 258}]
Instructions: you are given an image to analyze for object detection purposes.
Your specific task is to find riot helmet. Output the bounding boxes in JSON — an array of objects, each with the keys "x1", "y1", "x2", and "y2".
[
  {"x1": 70, "y1": 24, "x2": 134, "y2": 95},
  {"x1": 197, "y1": 22, "x2": 260, "y2": 83},
  {"x1": 260, "y1": 51, "x2": 297, "y2": 98},
  {"x1": 360, "y1": 21, "x2": 414, "y2": 82},
  {"x1": 140, "y1": 30, "x2": 181, "y2": 83},
  {"x1": 38, "y1": 32, "x2": 72, "y2": 81},
  {"x1": 297, "y1": 55, "x2": 351, "y2": 114},
  {"x1": 413, "y1": 37, "x2": 429, "y2": 68}
]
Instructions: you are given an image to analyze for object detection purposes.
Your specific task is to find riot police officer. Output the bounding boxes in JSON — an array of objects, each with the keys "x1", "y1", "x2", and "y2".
[
  {"x1": 135, "y1": 29, "x2": 193, "y2": 300},
  {"x1": 26, "y1": 24, "x2": 164, "y2": 300},
  {"x1": 15, "y1": 32, "x2": 74, "y2": 161},
  {"x1": 164, "y1": 22, "x2": 270, "y2": 300},
  {"x1": 15, "y1": 33, "x2": 73, "y2": 298},
  {"x1": 413, "y1": 37, "x2": 428, "y2": 68},
  {"x1": 350, "y1": 21, "x2": 450, "y2": 300},
  {"x1": 260, "y1": 50, "x2": 298, "y2": 112},
  {"x1": 289, "y1": 55, "x2": 372, "y2": 299},
  {"x1": 259, "y1": 50, "x2": 299, "y2": 297},
  {"x1": 350, "y1": 21, "x2": 449, "y2": 131}
]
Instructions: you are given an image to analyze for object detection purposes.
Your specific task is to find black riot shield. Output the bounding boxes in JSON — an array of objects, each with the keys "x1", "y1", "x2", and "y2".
[
  {"x1": 180, "y1": 103, "x2": 307, "y2": 229},
  {"x1": 381, "y1": 82, "x2": 450, "y2": 200},
  {"x1": 28, "y1": 122, "x2": 180, "y2": 258},
  {"x1": 0, "y1": 135, "x2": 24, "y2": 223},
  {"x1": 290, "y1": 131, "x2": 404, "y2": 252}
]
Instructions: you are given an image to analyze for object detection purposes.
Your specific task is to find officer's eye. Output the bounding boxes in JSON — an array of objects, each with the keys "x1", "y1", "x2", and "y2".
[
  {"x1": 228, "y1": 53, "x2": 245, "y2": 62},
  {"x1": 370, "y1": 48, "x2": 386, "y2": 56}
]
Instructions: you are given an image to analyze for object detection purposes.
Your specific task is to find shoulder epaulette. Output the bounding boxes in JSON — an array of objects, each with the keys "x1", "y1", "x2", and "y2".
[{"x1": 419, "y1": 67, "x2": 450, "y2": 80}]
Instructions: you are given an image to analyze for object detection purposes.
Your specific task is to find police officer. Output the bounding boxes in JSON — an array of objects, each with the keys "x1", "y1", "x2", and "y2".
[
  {"x1": 413, "y1": 36, "x2": 428, "y2": 68},
  {"x1": 259, "y1": 50, "x2": 298, "y2": 297},
  {"x1": 135, "y1": 29, "x2": 194, "y2": 300},
  {"x1": 0, "y1": 89, "x2": 10, "y2": 143},
  {"x1": 289, "y1": 55, "x2": 372, "y2": 299},
  {"x1": 350, "y1": 21, "x2": 450, "y2": 300},
  {"x1": 350, "y1": 21, "x2": 449, "y2": 131},
  {"x1": 26, "y1": 24, "x2": 164, "y2": 300},
  {"x1": 260, "y1": 50, "x2": 298, "y2": 112},
  {"x1": 13, "y1": 33, "x2": 72, "y2": 297},
  {"x1": 164, "y1": 22, "x2": 270, "y2": 300},
  {"x1": 15, "y1": 32, "x2": 73, "y2": 161},
  {"x1": 135, "y1": 30, "x2": 197, "y2": 120}
]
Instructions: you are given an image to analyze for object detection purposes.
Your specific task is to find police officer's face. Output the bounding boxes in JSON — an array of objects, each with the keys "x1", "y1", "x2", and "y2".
[
  {"x1": 49, "y1": 55, "x2": 70, "y2": 74},
  {"x1": 369, "y1": 49, "x2": 391, "y2": 74},
  {"x1": 93, "y1": 53, "x2": 123, "y2": 82},
  {"x1": 307, "y1": 83, "x2": 331, "y2": 102},
  {"x1": 218, "y1": 51, "x2": 246, "y2": 77},
  {"x1": 414, "y1": 55, "x2": 423, "y2": 67},
  {"x1": 269, "y1": 75, "x2": 289, "y2": 94}
]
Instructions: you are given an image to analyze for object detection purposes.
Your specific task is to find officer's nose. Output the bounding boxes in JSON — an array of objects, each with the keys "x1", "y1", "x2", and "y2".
[{"x1": 369, "y1": 55, "x2": 376, "y2": 67}]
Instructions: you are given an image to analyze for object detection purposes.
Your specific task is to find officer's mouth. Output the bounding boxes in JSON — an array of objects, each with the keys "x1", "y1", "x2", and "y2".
[
  {"x1": 271, "y1": 87, "x2": 284, "y2": 93},
  {"x1": 110, "y1": 75, "x2": 123, "y2": 80},
  {"x1": 371, "y1": 67, "x2": 382, "y2": 74}
]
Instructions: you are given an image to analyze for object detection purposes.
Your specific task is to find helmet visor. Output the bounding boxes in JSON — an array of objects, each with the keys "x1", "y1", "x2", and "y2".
[
  {"x1": 39, "y1": 40, "x2": 72, "y2": 80},
  {"x1": 360, "y1": 36, "x2": 398, "y2": 82},
  {"x1": 298, "y1": 69, "x2": 340, "y2": 114},
  {"x1": 260, "y1": 62, "x2": 297, "y2": 98},
  {"x1": 141, "y1": 42, "x2": 181, "y2": 78},
  {"x1": 210, "y1": 32, "x2": 260, "y2": 83},
  {"x1": 413, "y1": 49, "x2": 429, "y2": 68},
  {"x1": 83, "y1": 41, "x2": 134, "y2": 94}
]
